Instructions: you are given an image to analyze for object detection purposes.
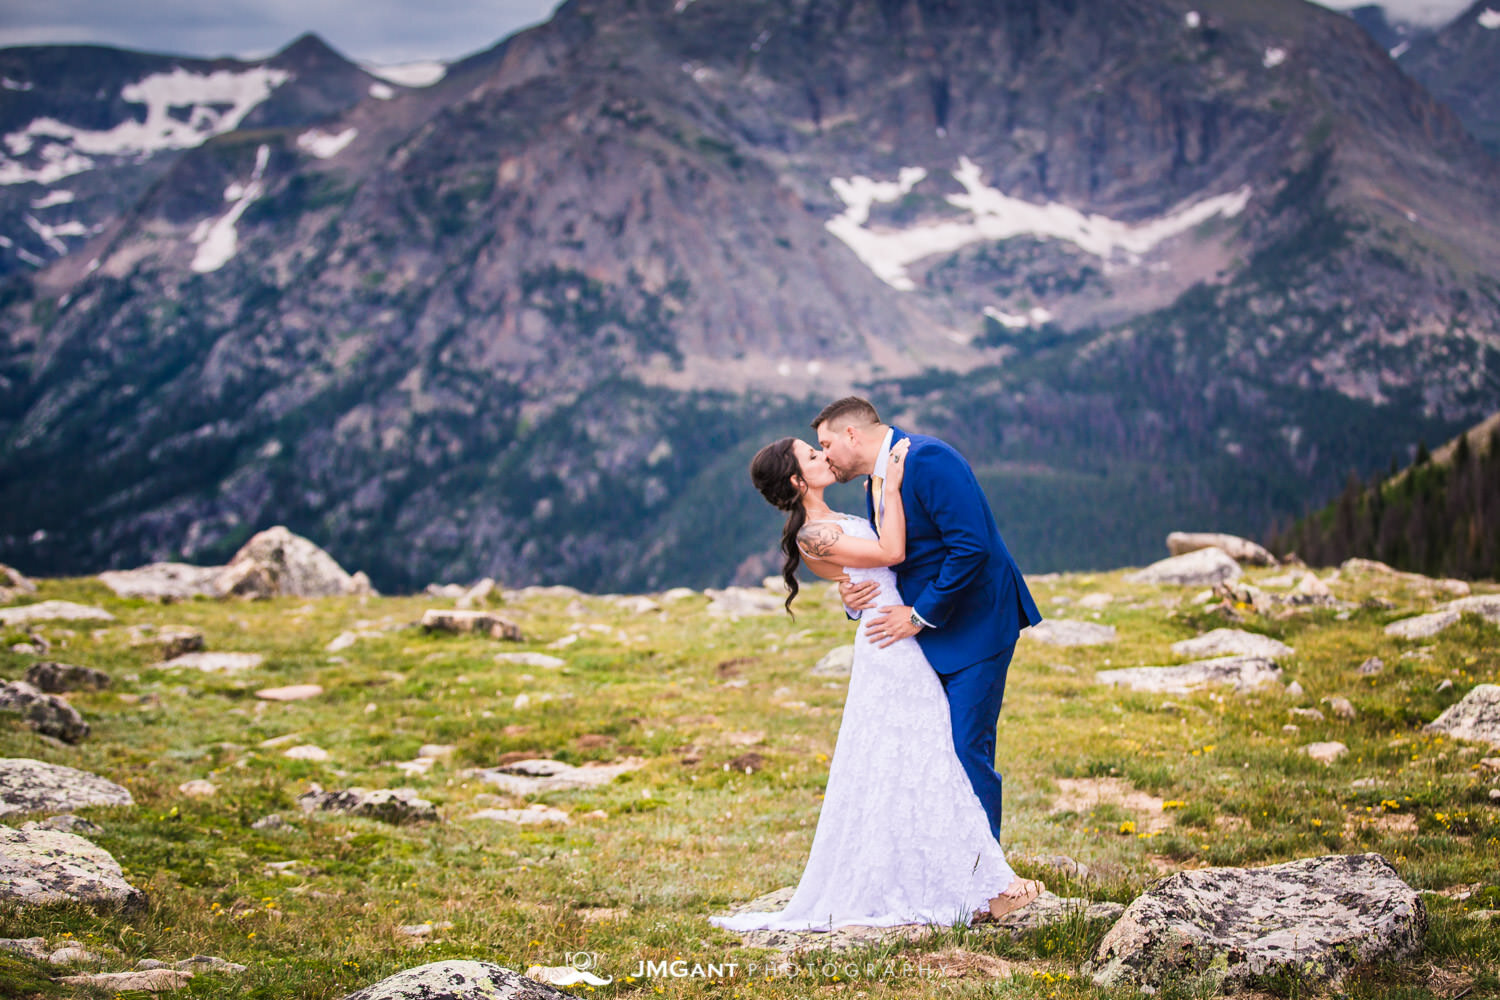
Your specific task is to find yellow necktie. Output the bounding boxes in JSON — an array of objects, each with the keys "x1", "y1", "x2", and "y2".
[{"x1": 870, "y1": 473, "x2": 884, "y2": 534}]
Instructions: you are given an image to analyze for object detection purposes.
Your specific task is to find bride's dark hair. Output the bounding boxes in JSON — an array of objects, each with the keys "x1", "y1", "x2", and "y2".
[{"x1": 750, "y1": 437, "x2": 807, "y2": 615}]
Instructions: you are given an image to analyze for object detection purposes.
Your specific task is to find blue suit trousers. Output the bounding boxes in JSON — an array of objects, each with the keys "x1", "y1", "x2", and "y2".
[{"x1": 937, "y1": 642, "x2": 1015, "y2": 841}]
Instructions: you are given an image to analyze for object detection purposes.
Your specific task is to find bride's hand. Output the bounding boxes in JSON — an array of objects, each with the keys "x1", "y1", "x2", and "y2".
[{"x1": 886, "y1": 439, "x2": 911, "y2": 489}]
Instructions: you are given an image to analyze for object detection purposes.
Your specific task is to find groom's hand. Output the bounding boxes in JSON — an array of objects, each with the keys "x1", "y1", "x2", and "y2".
[
  {"x1": 838, "y1": 579, "x2": 880, "y2": 611},
  {"x1": 866, "y1": 605, "x2": 922, "y2": 648}
]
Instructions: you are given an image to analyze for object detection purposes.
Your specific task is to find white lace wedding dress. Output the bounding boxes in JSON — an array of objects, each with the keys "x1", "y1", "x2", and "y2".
[{"x1": 709, "y1": 514, "x2": 1016, "y2": 931}]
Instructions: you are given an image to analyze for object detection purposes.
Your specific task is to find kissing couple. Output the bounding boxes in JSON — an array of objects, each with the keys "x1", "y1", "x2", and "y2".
[{"x1": 710, "y1": 396, "x2": 1046, "y2": 933}]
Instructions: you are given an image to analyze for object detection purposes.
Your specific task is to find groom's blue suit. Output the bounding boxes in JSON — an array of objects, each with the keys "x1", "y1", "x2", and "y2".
[{"x1": 865, "y1": 427, "x2": 1042, "y2": 841}]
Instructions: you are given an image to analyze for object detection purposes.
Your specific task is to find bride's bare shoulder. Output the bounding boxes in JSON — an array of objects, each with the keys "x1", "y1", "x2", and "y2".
[{"x1": 797, "y1": 520, "x2": 845, "y2": 559}]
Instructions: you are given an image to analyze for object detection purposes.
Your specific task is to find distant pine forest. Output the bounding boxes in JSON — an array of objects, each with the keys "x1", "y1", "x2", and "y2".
[{"x1": 1268, "y1": 426, "x2": 1500, "y2": 581}]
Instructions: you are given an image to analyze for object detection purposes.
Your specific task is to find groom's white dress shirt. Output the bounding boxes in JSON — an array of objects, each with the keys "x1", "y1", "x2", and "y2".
[{"x1": 849, "y1": 428, "x2": 933, "y2": 628}]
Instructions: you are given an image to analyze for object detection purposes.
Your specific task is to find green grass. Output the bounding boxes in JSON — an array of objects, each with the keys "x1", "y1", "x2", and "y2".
[{"x1": 1, "y1": 565, "x2": 1497, "y2": 998}]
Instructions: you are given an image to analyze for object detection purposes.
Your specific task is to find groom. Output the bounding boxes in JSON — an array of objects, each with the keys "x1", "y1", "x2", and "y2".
[{"x1": 813, "y1": 397, "x2": 1041, "y2": 842}]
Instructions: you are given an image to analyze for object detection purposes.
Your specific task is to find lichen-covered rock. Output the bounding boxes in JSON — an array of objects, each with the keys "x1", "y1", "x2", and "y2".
[
  {"x1": 0, "y1": 681, "x2": 90, "y2": 743},
  {"x1": 128, "y1": 624, "x2": 205, "y2": 658},
  {"x1": 97, "y1": 562, "x2": 222, "y2": 601},
  {"x1": 420, "y1": 609, "x2": 524, "y2": 641},
  {"x1": 1424, "y1": 685, "x2": 1500, "y2": 748},
  {"x1": 464, "y1": 757, "x2": 645, "y2": 795},
  {"x1": 1127, "y1": 548, "x2": 1243, "y2": 587},
  {"x1": 1096, "y1": 656, "x2": 1282, "y2": 695},
  {"x1": 0, "y1": 825, "x2": 145, "y2": 910},
  {"x1": 1438, "y1": 594, "x2": 1500, "y2": 623},
  {"x1": 342, "y1": 960, "x2": 573, "y2": 1000},
  {"x1": 0, "y1": 758, "x2": 133, "y2": 816},
  {"x1": 1167, "y1": 532, "x2": 1276, "y2": 566},
  {"x1": 152, "y1": 651, "x2": 264, "y2": 673},
  {"x1": 58, "y1": 970, "x2": 191, "y2": 990},
  {"x1": 0, "y1": 562, "x2": 37, "y2": 603},
  {"x1": 0, "y1": 601, "x2": 115, "y2": 626},
  {"x1": 703, "y1": 586, "x2": 784, "y2": 616},
  {"x1": 22, "y1": 661, "x2": 111, "y2": 693},
  {"x1": 1170, "y1": 629, "x2": 1293, "y2": 661},
  {"x1": 810, "y1": 644, "x2": 855, "y2": 676},
  {"x1": 1026, "y1": 620, "x2": 1117, "y2": 647},
  {"x1": 216, "y1": 526, "x2": 369, "y2": 599},
  {"x1": 1385, "y1": 610, "x2": 1461, "y2": 639},
  {"x1": 298, "y1": 786, "x2": 438, "y2": 825},
  {"x1": 1089, "y1": 853, "x2": 1425, "y2": 991}
]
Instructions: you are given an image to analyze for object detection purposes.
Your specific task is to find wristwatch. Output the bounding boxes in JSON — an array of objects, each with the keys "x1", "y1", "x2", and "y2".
[{"x1": 909, "y1": 609, "x2": 925, "y2": 630}]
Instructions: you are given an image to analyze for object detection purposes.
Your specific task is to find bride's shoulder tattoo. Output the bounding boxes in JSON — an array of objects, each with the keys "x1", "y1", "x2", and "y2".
[{"x1": 797, "y1": 522, "x2": 841, "y2": 558}]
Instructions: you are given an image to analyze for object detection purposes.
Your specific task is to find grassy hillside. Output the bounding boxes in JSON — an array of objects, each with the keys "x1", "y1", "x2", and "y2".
[{"x1": 1, "y1": 563, "x2": 1498, "y2": 998}]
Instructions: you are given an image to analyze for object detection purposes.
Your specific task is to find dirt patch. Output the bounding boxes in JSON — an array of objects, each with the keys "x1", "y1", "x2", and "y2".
[
  {"x1": 919, "y1": 947, "x2": 1018, "y2": 978},
  {"x1": 1343, "y1": 811, "x2": 1418, "y2": 836},
  {"x1": 1052, "y1": 777, "x2": 1171, "y2": 832}
]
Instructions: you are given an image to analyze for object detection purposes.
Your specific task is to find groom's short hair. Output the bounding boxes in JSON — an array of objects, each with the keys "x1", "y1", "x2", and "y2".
[{"x1": 812, "y1": 396, "x2": 881, "y2": 431}]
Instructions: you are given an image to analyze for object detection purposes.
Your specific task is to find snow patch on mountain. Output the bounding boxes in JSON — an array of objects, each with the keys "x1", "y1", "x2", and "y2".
[
  {"x1": 0, "y1": 66, "x2": 289, "y2": 186},
  {"x1": 30, "y1": 189, "x2": 76, "y2": 209},
  {"x1": 826, "y1": 156, "x2": 1252, "y2": 292},
  {"x1": 190, "y1": 144, "x2": 269, "y2": 273},
  {"x1": 1479, "y1": 7, "x2": 1500, "y2": 27},
  {"x1": 1263, "y1": 46, "x2": 1287, "y2": 68},
  {"x1": 368, "y1": 82, "x2": 396, "y2": 100},
  {"x1": 362, "y1": 61, "x2": 446, "y2": 87},
  {"x1": 297, "y1": 127, "x2": 358, "y2": 159}
]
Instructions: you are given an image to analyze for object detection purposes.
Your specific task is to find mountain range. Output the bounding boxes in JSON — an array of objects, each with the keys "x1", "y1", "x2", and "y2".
[{"x1": 1, "y1": 0, "x2": 1498, "y2": 593}]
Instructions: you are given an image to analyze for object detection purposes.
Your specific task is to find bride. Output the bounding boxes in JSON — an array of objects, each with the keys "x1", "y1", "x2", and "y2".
[{"x1": 709, "y1": 436, "x2": 1043, "y2": 933}]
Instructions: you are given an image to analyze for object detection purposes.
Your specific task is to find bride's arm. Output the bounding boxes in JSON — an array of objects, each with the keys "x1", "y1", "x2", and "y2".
[{"x1": 797, "y1": 443, "x2": 910, "y2": 569}]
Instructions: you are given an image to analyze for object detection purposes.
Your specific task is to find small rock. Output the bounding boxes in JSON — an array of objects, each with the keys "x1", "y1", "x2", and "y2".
[
  {"x1": 1127, "y1": 547, "x2": 1243, "y2": 587},
  {"x1": 0, "y1": 937, "x2": 48, "y2": 961},
  {"x1": 58, "y1": 970, "x2": 192, "y2": 991},
  {"x1": 1293, "y1": 573, "x2": 1332, "y2": 599},
  {"x1": 174, "y1": 955, "x2": 247, "y2": 973},
  {"x1": 420, "y1": 609, "x2": 523, "y2": 641},
  {"x1": 469, "y1": 804, "x2": 571, "y2": 825},
  {"x1": 1166, "y1": 532, "x2": 1276, "y2": 566},
  {"x1": 48, "y1": 945, "x2": 103, "y2": 964},
  {"x1": 1423, "y1": 685, "x2": 1500, "y2": 748},
  {"x1": 283, "y1": 745, "x2": 331, "y2": 761},
  {"x1": 613, "y1": 595, "x2": 660, "y2": 614},
  {"x1": 456, "y1": 578, "x2": 498, "y2": 609},
  {"x1": 1282, "y1": 724, "x2": 1299, "y2": 733},
  {"x1": 1303, "y1": 741, "x2": 1348, "y2": 764},
  {"x1": 178, "y1": 779, "x2": 217, "y2": 797},
  {"x1": 464, "y1": 757, "x2": 645, "y2": 795},
  {"x1": 810, "y1": 644, "x2": 855, "y2": 677},
  {"x1": 0, "y1": 681, "x2": 90, "y2": 743},
  {"x1": 1286, "y1": 680, "x2": 1305, "y2": 698},
  {"x1": 1170, "y1": 629, "x2": 1293, "y2": 661},
  {"x1": 1478, "y1": 757, "x2": 1500, "y2": 773},
  {"x1": 1437, "y1": 679, "x2": 1454, "y2": 693},
  {"x1": 126, "y1": 624, "x2": 205, "y2": 658},
  {"x1": 0, "y1": 601, "x2": 115, "y2": 626},
  {"x1": 22, "y1": 661, "x2": 111, "y2": 693},
  {"x1": 153, "y1": 651, "x2": 264, "y2": 673},
  {"x1": 215, "y1": 526, "x2": 373, "y2": 599},
  {"x1": 255, "y1": 684, "x2": 324, "y2": 701},
  {"x1": 1290, "y1": 707, "x2": 1326, "y2": 722},
  {"x1": 1490, "y1": 789, "x2": 1500, "y2": 801},
  {"x1": 1096, "y1": 656, "x2": 1281, "y2": 694},
  {"x1": 1323, "y1": 696, "x2": 1357, "y2": 720},
  {"x1": 704, "y1": 586, "x2": 785, "y2": 616},
  {"x1": 251, "y1": 813, "x2": 285, "y2": 830},
  {"x1": 1385, "y1": 610, "x2": 1461, "y2": 639},
  {"x1": 1027, "y1": 619, "x2": 1117, "y2": 646},
  {"x1": 0, "y1": 562, "x2": 38, "y2": 602},
  {"x1": 298, "y1": 785, "x2": 437, "y2": 824},
  {"x1": 342, "y1": 961, "x2": 577, "y2": 1000},
  {"x1": 492, "y1": 652, "x2": 565, "y2": 668}
]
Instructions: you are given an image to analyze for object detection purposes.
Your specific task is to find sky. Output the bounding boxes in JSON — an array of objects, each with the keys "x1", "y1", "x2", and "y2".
[{"x1": 0, "y1": 0, "x2": 1479, "y2": 66}]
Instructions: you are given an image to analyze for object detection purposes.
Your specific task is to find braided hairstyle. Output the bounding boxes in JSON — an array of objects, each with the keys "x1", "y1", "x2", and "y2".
[{"x1": 749, "y1": 437, "x2": 807, "y2": 615}]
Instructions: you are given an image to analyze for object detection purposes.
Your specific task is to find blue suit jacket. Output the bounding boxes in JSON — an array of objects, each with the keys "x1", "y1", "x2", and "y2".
[{"x1": 867, "y1": 427, "x2": 1042, "y2": 675}]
